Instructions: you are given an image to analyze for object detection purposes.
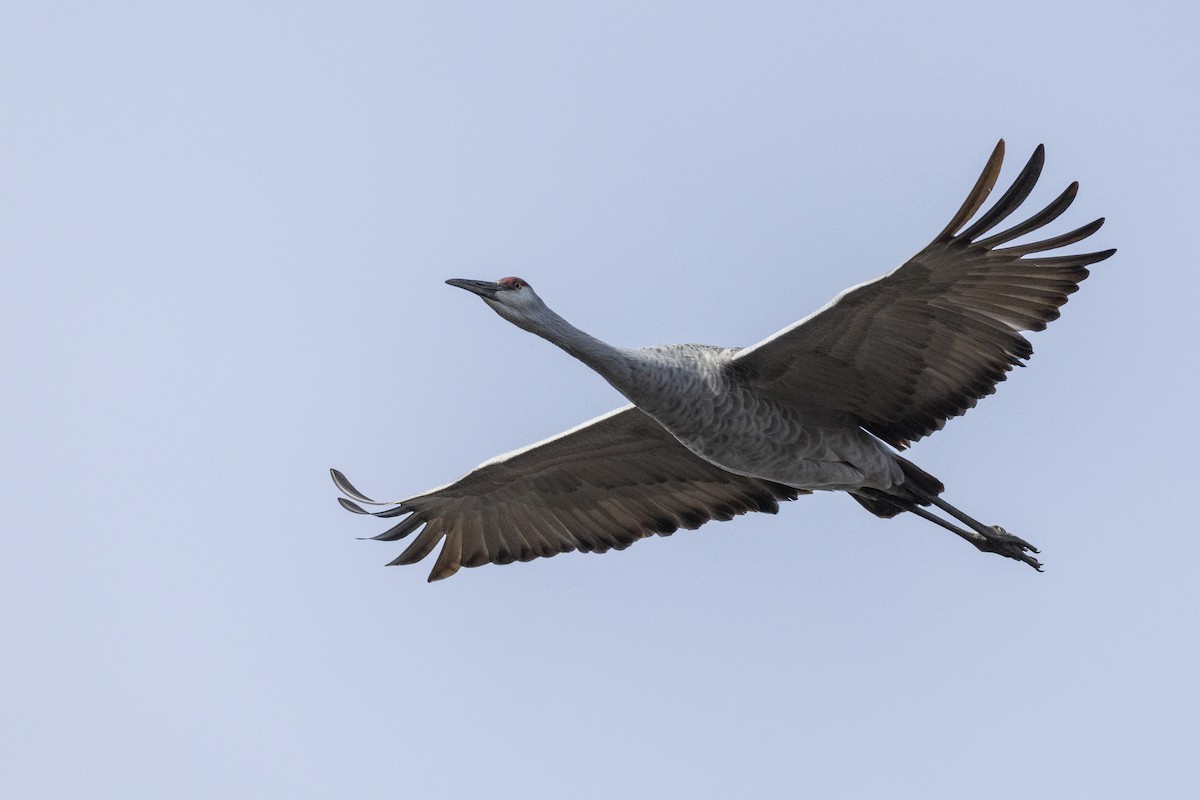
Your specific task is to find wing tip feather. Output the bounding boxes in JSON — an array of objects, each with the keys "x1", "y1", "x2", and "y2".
[
  {"x1": 331, "y1": 467, "x2": 379, "y2": 504},
  {"x1": 933, "y1": 139, "x2": 1006, "y2": 243},
  {"x1": 338, "y1": 497, "x2": 369, "y2": 514}
]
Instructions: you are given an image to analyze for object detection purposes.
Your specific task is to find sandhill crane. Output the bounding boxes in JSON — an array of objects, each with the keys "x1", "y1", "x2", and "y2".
[{"x1": 333, "y1": 140, "x2": 1114, "y2": 581}]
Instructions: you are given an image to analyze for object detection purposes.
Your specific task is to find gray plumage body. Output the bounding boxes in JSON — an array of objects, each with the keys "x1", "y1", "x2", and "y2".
[
  {"x1": 333, "y1": 140, "x2": 1115, "y2": 581},
  {"x1": 589, "y1": 342, "x2": 902, "y2": 493}
]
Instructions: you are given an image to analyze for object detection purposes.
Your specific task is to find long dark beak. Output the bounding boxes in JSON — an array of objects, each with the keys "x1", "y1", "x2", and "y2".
[{"x1": 445, "y1": 278, "x2": 501, "y2": 299}]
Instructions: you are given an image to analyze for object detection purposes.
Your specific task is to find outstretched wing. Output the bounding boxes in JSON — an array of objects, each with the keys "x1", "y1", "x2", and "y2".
[
  {"x1": 733, "y1": 140, "x2": 1115, "y2": 449},
  {"x1": 333, "y1": 406, "x2": 803, "y2": 581}
]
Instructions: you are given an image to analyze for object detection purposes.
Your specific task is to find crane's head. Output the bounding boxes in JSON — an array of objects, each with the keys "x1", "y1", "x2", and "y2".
[{"x1": 445, "y1": 276, "x2": 549, "y2": 331}]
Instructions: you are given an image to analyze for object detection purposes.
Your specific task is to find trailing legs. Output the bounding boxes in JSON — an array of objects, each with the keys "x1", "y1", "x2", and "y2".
[{"x1": 858, "y1": 487, "x2": 1043, "y2": 570}]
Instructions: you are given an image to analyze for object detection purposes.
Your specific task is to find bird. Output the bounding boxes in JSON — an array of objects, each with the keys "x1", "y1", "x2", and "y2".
[{"x1": 333, "y1": 140, "x2": 1114, "y2": 582}]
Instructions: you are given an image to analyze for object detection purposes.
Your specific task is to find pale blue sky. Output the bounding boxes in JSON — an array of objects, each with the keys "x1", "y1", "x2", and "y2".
[{"x1": 3, "y1": 1, "x2": 1198, "y2": 797}]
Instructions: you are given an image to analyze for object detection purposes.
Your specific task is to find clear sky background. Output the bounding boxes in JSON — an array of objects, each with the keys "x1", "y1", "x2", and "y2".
[{"x1": 3, "y1": 1, "x2": 1197, "y2": 797}]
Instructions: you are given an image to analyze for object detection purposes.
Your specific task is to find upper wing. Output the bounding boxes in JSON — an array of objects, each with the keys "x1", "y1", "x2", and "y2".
[
  {"x1": 333, "y1": 406, "x2": 804, "y2": 581},
  {"x1": 733, "y1": 140, "x2": 1115, "y2": 449}
]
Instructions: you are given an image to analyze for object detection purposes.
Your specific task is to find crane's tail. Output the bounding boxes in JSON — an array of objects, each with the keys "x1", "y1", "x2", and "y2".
[{"x1": 850, "y1": 456, "x2": 945, "y2": 519}]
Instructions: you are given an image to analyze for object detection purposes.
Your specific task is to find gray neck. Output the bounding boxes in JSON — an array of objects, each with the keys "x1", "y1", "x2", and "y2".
[{"x1": 513, "y1": 306, "x2": 635, "y2": 388}]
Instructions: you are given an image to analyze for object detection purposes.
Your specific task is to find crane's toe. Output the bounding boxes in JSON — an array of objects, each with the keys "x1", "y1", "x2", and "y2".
[{"x1": 974, "y1": 525, "x2": 1043, "y2": 571}]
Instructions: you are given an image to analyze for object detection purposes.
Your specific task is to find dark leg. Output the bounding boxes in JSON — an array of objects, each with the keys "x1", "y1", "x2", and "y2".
[
  {"x1": 858, "y1": 489, "x2": 1043, "y2": 571},
  {"x1": 923, "y1": 494, "x2": 1041, "y2": 570}
]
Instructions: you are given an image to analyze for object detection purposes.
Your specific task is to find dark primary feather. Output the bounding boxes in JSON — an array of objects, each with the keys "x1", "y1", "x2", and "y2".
[
  {"x1": 333, "y1": 406, "x2": 803, "y2": 581},
  {"x1": 734, "y1": 140, "x2": 1115, "y2": 448}
]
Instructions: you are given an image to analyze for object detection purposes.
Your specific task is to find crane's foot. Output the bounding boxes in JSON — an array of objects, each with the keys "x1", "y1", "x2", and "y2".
[
  {"x1": 973, "y1": 526, "x2": 1042, "y2": 571},
  {"x1": 875, "y1": 491, "x2": 1046, "y2": 572}
]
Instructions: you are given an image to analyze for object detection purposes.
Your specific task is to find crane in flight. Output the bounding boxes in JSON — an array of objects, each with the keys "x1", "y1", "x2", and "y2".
[{"x1": 333, "y1": 140, "x2": 1114, "y2": 581}]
